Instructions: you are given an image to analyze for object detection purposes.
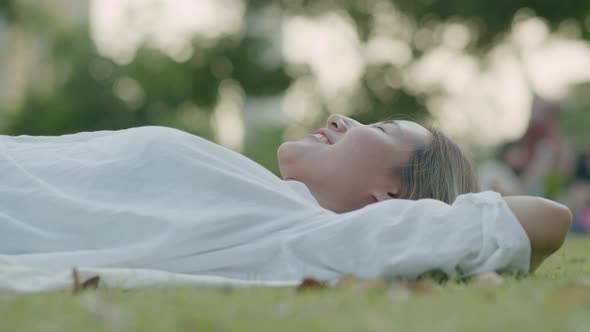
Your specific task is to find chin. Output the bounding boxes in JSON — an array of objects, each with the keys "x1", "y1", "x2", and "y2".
[
  {"x1": 277, "y1": 141, "x2": 302, "y2": 166},
  {"x1": 277, "y1": 140, "x2": 318, "y2": 182},
  {"x1": 276, "y1": 142, "x2": 289, "y2": 165},
  {"x1": 277, "y1": 141, "x2": 306, "y2": 181},
  {"x1": 277, "y1": 143, "x2": 294, "y2": 180}
]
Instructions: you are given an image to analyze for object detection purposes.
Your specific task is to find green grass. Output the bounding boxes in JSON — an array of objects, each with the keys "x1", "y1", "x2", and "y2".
[{"x1": 2, "y1": 236, "x2": 590, "y2": 332}]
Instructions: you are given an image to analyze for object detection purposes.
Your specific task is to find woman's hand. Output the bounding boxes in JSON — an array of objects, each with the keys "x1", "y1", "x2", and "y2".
[{"x1": 503, "y1": 196, "x2": 572, "y2": 272}]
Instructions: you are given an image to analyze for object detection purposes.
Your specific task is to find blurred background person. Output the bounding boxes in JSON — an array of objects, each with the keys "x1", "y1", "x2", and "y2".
[
  {"x1": 517, "y1": 94, "x2": 573, "y2": 198},
  {"x1": 560, "y1": 150, "x2": 590, "y2": 233},
  {"x1": 479, "y1": 140, "x2": 527, "y2": 196}
]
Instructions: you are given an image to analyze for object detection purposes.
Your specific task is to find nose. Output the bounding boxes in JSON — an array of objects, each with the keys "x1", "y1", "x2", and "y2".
[{"x1": 326, "y1": 114, "x2": 356, "y2": 133}]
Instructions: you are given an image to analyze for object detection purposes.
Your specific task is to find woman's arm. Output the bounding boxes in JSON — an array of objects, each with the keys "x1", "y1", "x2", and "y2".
[
  {"x1": 283, "y1": 191, "x2": 532, "y2": 280},
  {"x1": 503, "y1": 196, "x2": 572, "y2": 272}
]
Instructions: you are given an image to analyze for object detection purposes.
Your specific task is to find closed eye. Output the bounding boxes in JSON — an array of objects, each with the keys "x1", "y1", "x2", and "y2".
[{"x1": 373, "y1": 125, "x2": 386, "y2": 133}]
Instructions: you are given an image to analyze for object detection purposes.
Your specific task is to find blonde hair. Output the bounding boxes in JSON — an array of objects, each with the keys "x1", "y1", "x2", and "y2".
[{"x1": 399, "y1": 128, "x2": 479, "y2": 204}]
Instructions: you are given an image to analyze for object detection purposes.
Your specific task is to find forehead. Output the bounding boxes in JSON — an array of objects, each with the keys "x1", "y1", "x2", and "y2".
[{"x1": 380, "y1": 120, "x2": 432, "y2": 146}]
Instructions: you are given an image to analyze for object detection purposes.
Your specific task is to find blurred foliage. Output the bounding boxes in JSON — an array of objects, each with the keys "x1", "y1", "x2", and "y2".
[
  {"x1": 1, "y1": 0, "x2": 589, "y2": 174},
  {"x1": 0, "y1": 2, "x2": 15, "y2": 21},
  {"x1": 563, "y1": 82, "x2": 590, "y2": 148},
  {"x1": 257, "y1": 0, "x2": 590, "y2": 49},
  {"x1": 393, "y1": 0, "x2": 590, "y2": 44}
]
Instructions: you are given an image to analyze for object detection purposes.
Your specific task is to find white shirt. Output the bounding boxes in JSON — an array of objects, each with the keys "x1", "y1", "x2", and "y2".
[{"x1": 0, "y1": 126, "x2": 531, "y2": 283}]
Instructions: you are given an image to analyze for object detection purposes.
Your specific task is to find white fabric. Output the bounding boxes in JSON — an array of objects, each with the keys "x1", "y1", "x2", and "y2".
[{"x1": 0, "y1": 126, "x2": 531, "y2": 292}]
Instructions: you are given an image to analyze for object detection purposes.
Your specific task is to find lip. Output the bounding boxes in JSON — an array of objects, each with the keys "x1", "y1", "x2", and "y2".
[{"x1": 313, "y1": 128, "x2": 334, "y2": 145}]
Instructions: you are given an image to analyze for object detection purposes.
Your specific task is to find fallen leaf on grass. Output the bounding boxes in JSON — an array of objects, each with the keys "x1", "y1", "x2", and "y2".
[
  {"x1": 385, "y1": 280, "x2": 438, "y2": 301},
  {"x1": 471, "y1": 272, "x2": 505, "y2": 288},
  {"x1": 297, "y1": 278, "x2": 328, "y2": 291},
  {"x1": 81, "y1": 276, "x2": 101, "y2": 290},
  {"x1": 551, "y1": 276, "x2": 590, "y2": 306},
  {"x1": 384, "y1": 280, "x2": 435, "y2": 299},
  {"x1": 72, "y1": 268, "x2": 101, "y2": 294},
  {"x1": 336, "y1": 275, "x2": 389, "y2": 292},
  {"x1": 403, "y1": 280, "x2": 438, "y2": 293},
  {"x1": 551, "y1": 286, "x2": 590, "y2": 306}
]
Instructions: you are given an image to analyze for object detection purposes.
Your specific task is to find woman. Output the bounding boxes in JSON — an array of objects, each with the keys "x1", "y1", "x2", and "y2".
[
  {"x1": 0, "y1": 114, "x2": 570, "y2": 285},
  {"x1": 278, "y1": 114, "x2": 479, "y2": 212}
]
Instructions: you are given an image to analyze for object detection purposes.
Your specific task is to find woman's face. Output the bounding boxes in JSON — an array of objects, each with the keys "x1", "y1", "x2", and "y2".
[{"x1": 277, "y1": 114, "x2": 431, "y2": 213}]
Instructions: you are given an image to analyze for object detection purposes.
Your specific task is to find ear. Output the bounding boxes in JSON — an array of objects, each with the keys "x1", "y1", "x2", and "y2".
[{"x1": 371, "y1": 187, "x2": 400, "y2": 202}]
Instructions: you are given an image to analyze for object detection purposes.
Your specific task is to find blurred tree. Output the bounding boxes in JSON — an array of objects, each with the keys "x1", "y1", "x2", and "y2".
[
  {"x1": 0, "y1": 6, "x2": 291, "y2": 140},
  {"x1": 393, "y1": 0, "x2": 590, "y2": 44},
  {"x1": 264, "y1": 0, "x2": 590, "y2": 45},
  {"x1": 563, "y1": 82, "x2": 590, "y2": 147},
  {"x1": 0, "y1": 1, "x2": 16, "y2": 22}
]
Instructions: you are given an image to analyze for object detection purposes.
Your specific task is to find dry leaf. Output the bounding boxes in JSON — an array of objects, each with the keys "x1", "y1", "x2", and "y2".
[
  {"x1": 72, "y1": 267, "x2": 101, "y2": 294},
  {"x1": 403, "y1": 280, "x2": 438, "y2": 293},
  {"x1": 336, "y1": 275, "x2": 389, "y2": 293},
  {"x1": 297, "y1": 278, "x2": 327, "y2": 291},
  {"x1": 551, "y1": 276, "x2": 590, "y2": 306},
  {"x1": 471, "y1": 272, "x2": 505, "y2": 288},
  {"x1": 72, "y1": 267, "x2": 81, "y2": 294},
  {"x1": 81, "y1": 276, "x2": 101, "y2": 290},
  {"x1": 552, "y1": 286, "x2": 590, "y2": 306},
  {"x1": 386, "y1": 280, "x2": 438, "y2": 301}
]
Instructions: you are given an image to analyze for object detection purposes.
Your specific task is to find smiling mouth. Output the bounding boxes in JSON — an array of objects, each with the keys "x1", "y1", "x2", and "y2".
[
  {"x1": 312, "y1": 129, "x2": 333, "y2": 144},
  {"x1": 312, "y1": 133, "x2": 330, "y2": 144}
]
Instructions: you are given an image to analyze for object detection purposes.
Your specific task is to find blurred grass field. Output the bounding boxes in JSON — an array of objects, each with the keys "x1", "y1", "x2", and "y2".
[{"x1": 1, "y1": 236, "x2": 589, "y2": 332}]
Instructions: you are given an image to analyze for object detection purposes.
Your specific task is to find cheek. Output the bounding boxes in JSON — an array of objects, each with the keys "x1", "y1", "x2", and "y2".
[{"x1": 335, "y1": 132, "x2": 396, "y2": 168}]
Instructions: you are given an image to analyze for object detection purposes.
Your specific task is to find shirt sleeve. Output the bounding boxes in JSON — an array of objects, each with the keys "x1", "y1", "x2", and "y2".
[{"x1": 283, "y1": 191, "x2": 531, "y2": 280}]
